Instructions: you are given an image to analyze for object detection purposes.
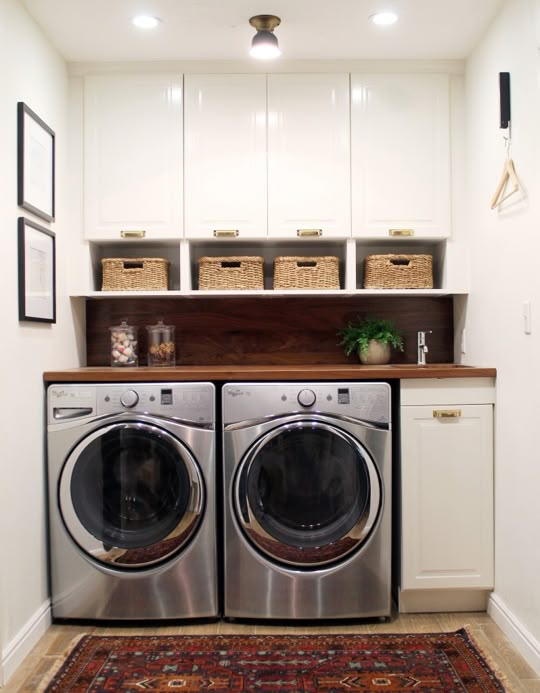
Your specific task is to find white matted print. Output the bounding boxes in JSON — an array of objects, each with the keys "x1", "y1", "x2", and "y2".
[
  {"x1": 17, "y1": 102, "x2": 55, "y2": 222},
  {"x1": 18, "y1": 217, "x2": 56, "y2": 323}
]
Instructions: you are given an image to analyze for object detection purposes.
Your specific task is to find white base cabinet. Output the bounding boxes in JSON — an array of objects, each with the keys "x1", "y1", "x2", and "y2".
[{"x1": 400, "y1": 379, "x2": 495, "y2": 608}]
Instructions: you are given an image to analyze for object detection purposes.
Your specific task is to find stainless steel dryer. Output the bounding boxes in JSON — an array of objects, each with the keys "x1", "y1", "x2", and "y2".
[
  {"x1": 47, "y1": 382, "x2": 218, "y2": 620},
  {"x1": 223, "y1": 381, "x2": 391, "y2": 620}
]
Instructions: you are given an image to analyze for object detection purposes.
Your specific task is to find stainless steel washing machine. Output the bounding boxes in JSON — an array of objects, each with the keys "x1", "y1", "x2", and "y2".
[
  {"x1": 223, "y1": 381, "x2": 391, "y2": 620},
  {"x1": 46, "y1": 382, "x2": 218, "y2": 620}
]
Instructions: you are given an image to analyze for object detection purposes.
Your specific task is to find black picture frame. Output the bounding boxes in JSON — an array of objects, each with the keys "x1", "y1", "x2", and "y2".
[
  {"x1": 18, "y1": 217, "x2": 56, "y2": 323},
  {"x1": 17, "y1": 102, "x2": 55, "y2": 222}
]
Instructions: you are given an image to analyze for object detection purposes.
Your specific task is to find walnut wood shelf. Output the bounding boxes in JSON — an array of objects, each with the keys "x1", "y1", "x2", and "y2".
[{"x1": 44, "y1": 364, "x2": 496, "y2": 383}]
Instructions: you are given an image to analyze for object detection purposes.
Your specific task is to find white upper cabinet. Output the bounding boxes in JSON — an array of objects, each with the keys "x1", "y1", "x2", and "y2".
[
  {"x1": 84, "y1": 74, "x2": 183, "y2": 240},
  {"x1": 267, "y1": 74, "x2": 351, "y2": 238},
  {"x1": 184, "y1": 74, "x2": 267, "y2": 239},
  {"x1": 351, "y1": 73, "x2": 451, "y2": 239}
]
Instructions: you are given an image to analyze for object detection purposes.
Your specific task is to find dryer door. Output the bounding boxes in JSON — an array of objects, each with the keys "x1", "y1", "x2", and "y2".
[
  {"x1": 59, "y1": 422, "x2": 204, "y2": 569},
  {"x1": 234, "y1": 421, "x2": 382, "y2": 567}
]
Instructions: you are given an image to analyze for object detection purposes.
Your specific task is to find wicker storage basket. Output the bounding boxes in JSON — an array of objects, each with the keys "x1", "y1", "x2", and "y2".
[
  {"x1": 198, "y1": 256, "x2": 264, "y2": 290},
  {"x1": 101, "y1": 257, "x2": 169, "y2": 291},
  {"x1": 273, "y1": 256, "x2": 340, "y2": 290},
  {"x1": 363, "y1": 254, "x2": 433, "y2": 289}
]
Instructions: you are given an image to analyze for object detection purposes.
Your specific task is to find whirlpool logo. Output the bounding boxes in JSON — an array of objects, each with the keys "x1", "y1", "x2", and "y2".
[
  {"x1": 51, "y1": 389, "x2": 67, "y2": 398},
  {"x1": 226, "y1": 389, "x2": 250, "y2": 398}
]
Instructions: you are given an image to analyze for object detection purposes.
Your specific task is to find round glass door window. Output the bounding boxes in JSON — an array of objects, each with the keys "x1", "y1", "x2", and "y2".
[
  {"x1": 234, "y1": 421, "x2": 382, "y2": 567},
  {"x1": 59, "y1": 422, "x2": 204, "y2": 569}
]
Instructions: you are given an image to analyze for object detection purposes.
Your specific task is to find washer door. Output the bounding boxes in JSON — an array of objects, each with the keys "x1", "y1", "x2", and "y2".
[
  {"x1": 234, "y1": 420, "x2": 382, "y2": 567},
  {"x1": 59, "y1": 421, "x2": 204, "y2": 569}
]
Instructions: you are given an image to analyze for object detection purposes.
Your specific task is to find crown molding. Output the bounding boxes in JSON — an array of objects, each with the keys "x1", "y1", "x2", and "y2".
[{"x1": 68, "y1": 58, "x2": 465, "y2": 77}]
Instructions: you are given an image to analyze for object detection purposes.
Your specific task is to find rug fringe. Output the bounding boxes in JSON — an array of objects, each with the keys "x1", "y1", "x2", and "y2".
[
  {"x1": 35, "y1": 633, "x2": 89, "y2": 693},
  {"x1": 462, "y1": 625, "x2": 510, "y2": 691}
]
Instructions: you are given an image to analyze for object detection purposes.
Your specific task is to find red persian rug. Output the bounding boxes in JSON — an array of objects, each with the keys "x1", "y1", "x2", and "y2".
[{"x1": 44, "y1": 629, "x2": 507, "y2": 692}]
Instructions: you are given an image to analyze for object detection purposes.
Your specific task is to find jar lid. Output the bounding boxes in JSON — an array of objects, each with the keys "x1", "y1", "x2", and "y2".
[
  {"x1": 146, "y1": 319, "x2": 175, "y2": 332},
  {"x1": 110, "y1": 319, "x2": 137, "y2": 332}
]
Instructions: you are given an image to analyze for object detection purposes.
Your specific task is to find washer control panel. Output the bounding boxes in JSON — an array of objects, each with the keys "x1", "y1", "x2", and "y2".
[
  {"x1": 297, "y1": 389, "x2": 316, "y2": 408},
  {"x1": 223, "y1": 382, "x2": 391, "y2": 426},
  {"x1": 48, "y1": 383, "x2": 215, "y2": 425},
  {"x1": 120, "y1": 389, "x2": 139, "y2": 408}
]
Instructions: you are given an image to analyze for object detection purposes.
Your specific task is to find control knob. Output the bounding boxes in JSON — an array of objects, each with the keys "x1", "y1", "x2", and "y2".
[
  {"x1": 297, "y1": 389, "x2": 316, "y2": 408},
  {"x1": 120, "y1": 390, "x2": 139, "y2": 408}
]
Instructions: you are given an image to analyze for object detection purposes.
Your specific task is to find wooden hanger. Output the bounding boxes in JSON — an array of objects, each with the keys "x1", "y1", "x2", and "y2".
[
  {"x1": 491, "y1": 139, "x2": 519, "y2": 209},
  {"x1": 491, "y1": 157, "x2": 519, "y2": 209}
]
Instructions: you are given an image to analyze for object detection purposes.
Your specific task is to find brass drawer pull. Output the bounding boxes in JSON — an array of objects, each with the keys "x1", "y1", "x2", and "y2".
[
  {"x1": 213, "y1": 230, "x2": 239, "y2": 238},
  {"x1": 433, "y1": 409, "x2": 462, "y2": 418},
  {"x1": 121, "y1": 230, "x2": 146, "y2": 239},
  {"x1": 389, "y1": 229, "x2": 415, "y2": 237},
  {"x1": 297, "y1": 229, "x2": 322, "y2": 237}
]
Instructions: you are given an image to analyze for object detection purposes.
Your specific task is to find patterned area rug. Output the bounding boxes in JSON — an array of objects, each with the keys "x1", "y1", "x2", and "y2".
[{"x1": 43, "y1": 628, "x2": 507, "y2": 692}]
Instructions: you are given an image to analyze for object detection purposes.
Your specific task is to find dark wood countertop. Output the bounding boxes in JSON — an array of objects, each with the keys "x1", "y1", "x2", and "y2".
[{"x1": 43, "y1": 364, "x2": 496, "y2": 383}]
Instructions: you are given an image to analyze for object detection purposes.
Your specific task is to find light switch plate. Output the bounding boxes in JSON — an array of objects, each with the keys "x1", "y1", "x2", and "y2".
[{"x1": 523, "y1": 300, "x2": 532, "y2": 334}]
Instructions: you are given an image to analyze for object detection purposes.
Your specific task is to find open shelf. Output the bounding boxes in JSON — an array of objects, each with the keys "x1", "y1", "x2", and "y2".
[
  {"x1": 78, "y1": 238, "x2": 469, "y2": 298},
  {"x1": 77, "y1": 287, "x2": 463, "y2": 299}
]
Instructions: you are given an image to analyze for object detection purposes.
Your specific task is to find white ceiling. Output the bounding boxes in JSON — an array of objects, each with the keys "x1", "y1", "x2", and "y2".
[{"x1": 21, "y1": 0, "x2": 504, "y2": 64}]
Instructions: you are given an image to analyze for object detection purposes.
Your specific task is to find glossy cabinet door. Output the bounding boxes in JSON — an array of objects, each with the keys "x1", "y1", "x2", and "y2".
[
  {"x1": 84, "y1": 74, "x2": 183, "y2": 240},
  {"x1": 400, "y1": 403, "x2": 494, "y2": 590},
  {"x1": 351, "y1": 73, "x2": 451, "y2": 239},
  {"x1": 184, "y1": 74, "x2": 267, "y2": 239},
  {"x1": 267, "y1": 74, "x2": 351, "y2": 238}
]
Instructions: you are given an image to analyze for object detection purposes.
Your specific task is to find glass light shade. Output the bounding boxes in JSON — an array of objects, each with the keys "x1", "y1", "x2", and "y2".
[{"x1": 250, "y1": 30, "x2": 281, "y2": 59}]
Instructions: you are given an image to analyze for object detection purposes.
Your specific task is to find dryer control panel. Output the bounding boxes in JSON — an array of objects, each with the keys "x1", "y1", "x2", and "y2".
[{"x1": 223, "y1": 382, "x2": 391, "y2": 427}]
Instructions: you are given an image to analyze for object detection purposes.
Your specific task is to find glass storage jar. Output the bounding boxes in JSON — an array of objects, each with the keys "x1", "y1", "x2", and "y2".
[
  {"x1": 147, "y1": 320, "x2": 176, "y2": 367},
  {"x1": 110, "y1": 320, "x2": 138, "y2": 366}
]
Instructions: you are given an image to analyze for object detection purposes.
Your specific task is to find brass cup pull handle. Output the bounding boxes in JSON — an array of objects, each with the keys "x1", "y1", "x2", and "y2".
[
  {"x1": 433, "y1": 409, "x2": 462, "y2": 418},
  {"x1": 121, "y1": 230, "x2": 146, "y2": 239},
  {"x1": 213, "y1": 230, "x2": 239, "y2": 238},
  {"x1": 389, "y1": 229, "x2": 415, "y2": 237},
  {"x1": 297, "y1": 229, "x2": 322, "y2": 237}
]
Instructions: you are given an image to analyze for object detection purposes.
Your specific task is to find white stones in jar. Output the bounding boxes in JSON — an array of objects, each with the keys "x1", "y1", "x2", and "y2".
[{"x1": 110, "y1": 320, "x2": 138, "y2": 367}]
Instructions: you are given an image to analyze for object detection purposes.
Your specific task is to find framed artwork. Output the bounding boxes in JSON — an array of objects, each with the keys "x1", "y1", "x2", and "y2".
[
  {"x1": 17, "y1": 102, "x2": 55, "y2": 222},
  {"x1": 18, "y1": 217, "x2": 56, "y2": 323}
]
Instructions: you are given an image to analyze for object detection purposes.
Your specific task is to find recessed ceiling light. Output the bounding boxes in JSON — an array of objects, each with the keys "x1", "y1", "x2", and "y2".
[
  {"x1": 132, "y1": 15, "x2": 160, "y2": 30},
  {"x1": 369, "y1": 11, "x2": 399, "y2": 26}
]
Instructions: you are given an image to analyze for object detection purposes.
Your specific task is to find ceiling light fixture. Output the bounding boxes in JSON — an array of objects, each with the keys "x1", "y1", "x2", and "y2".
[
  {"x1": 369, "y1": 11, "x2": 399, "y2": 26},
  {"x1": 132, "y1": 15, "x2": 160, "y2": 30},
  {"x1": 249, "y1": 15, "x2": 282, "y2": 60}
]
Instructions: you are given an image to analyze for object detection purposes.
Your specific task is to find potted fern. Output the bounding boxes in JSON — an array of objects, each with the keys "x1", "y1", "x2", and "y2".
[{"x1": 338, "y1": 316, "x2": 404, "y2": 365}]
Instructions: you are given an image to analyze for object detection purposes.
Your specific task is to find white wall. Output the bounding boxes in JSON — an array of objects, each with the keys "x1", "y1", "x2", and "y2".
[
  {"x1": 465, "y1": 0, "x2": 540, "y2": 672},
  {"x1": 0, "y1": 0, "x2": 83, "y2": 684}
]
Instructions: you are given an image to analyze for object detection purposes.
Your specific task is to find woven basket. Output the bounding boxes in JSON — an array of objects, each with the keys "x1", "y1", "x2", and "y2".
[
  {"x1": 198, "y1": 256, "x2": 264, "y2": 290},
  {"x1": 363, "y1": 254, "x2": 433, "y2": 289},
  {"x1": 101, "y1": 257, "x2": 169, "y2": 291},
  {"x1": 273, "y1": 256, "x2": 340, "y2": 290}
]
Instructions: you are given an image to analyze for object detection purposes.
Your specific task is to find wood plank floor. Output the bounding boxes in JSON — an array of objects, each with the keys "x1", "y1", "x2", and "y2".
[{"x1": 3, "y1": 612, "x2": 539, "y2": 692}]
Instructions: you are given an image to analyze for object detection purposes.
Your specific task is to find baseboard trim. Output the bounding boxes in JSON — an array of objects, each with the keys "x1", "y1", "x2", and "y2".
[
  {"x1": 488, "y1": 592, "x2": 540, "y2": 677},
  {"x1": 1, "y1": 600, "x2": 51, "y2": 686},
  {"x1": 399, "y1": 588, "x2": 490, "y2": 613}
]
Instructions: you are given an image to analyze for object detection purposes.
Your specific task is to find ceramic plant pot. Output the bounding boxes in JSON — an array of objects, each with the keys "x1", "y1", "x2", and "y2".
[{"x1": 359, "y1": 339, "x2": 391, "y2": 365}]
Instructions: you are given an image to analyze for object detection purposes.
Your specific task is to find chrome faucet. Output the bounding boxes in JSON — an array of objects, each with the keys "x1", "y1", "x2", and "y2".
[{"x1": 417, "y1": 330, "x2": 432, "y2": 366}]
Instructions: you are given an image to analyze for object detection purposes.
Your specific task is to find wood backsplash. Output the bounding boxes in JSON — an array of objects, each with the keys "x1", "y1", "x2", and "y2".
[{"x1": 86, "y1": 296, "x2": 454, "y2": 366}]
